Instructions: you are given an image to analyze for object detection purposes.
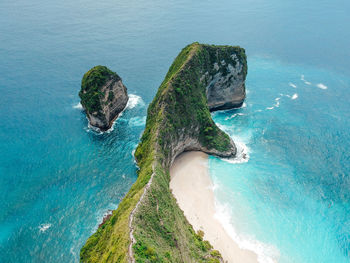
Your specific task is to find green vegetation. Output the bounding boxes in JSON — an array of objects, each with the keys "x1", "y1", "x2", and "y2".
[
  {"x1": 80, "y1": 43, "x2": 247, "y2": 263},
  {"x1": 79, "y1": 65, "x2": 120, "y2": 114}
]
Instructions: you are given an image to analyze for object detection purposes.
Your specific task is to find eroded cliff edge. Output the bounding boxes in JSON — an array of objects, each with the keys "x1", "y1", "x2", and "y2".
[
  {"x1": 79, "y1": 65, "x2": 129, "y2": 131},
  {"x1": 80, "y1": 43, "x2": 247, "y2": 263}
]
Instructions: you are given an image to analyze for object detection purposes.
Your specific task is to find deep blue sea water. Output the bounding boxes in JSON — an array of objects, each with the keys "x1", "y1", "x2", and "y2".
[{"x1": 0, "y1": 0, "x2": 349, "y2": 262}]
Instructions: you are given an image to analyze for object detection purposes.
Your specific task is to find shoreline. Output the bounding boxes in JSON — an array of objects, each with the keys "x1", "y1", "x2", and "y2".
[{"x1": 170, "y1": 151, "x2": 258, "y2": 263}]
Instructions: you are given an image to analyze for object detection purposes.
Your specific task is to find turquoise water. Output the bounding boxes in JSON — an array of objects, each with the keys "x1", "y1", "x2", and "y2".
[
  {"x1": 0, "y1": 0, "x2": 349, "y2": 262},
  {"x1": 210, "y1": 58, "x2": 350, "y2": 262}
]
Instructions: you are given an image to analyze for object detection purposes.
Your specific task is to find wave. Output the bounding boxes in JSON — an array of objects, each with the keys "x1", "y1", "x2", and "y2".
[
  {"x1": 288, "y1": 82, "x2": 297, "y2": 88},
  {"x1": 39, "y1": 223, "x2": 52, "y2": 233},
  {"x1": 215, "y1": 125, "x2": 250, "y2": 164},
  {"x1": 223, "y1": 140, "x2": 250, "y2": 164},
  {"x1": 316, "y1": 83, "x2": 328, "y2": 90},
  {"x1": 213, "y1": 201, "x2": 279, "y2": 263},
  {"x1": 239, "y1": 102, "x2": 247, "y2": 108},
  {"x1": 291, "y1": 93, "x2": 298, "y2": 100},
  {"x1": 127, "y1": 94, "x2": 144, "y2": 109},
  {"x1": 266, "y1": 106, "x2": 274, "y2": 110},
  {"x1": 73, "y1": 102, "x2": 83, "y2": 110},
  {"x1": 225, "y1": 113, "x2": 245, "y2": 120},
  {"x1": 301, "y1": 74, "x2": 311, "y2": 85}
]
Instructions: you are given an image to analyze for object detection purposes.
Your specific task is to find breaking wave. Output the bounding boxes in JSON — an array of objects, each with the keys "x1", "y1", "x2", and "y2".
[
  {"x1": 73, "y1": 102, "x2": 83, "y2": 110},
  {"x1": 316, "y1": 83, "x2": 328, "y2": 90},
  {"x1": 39, "y1": 223, "x2": 52, "y2": 233},
  {"x1": 127, "y1": 94, "x2": 144, "y2": 109},
  {"x1": 214, "y1": 201, "x2": 279, "y2": 263},
  {"x1": 289, "y1": 82, "x2": 297, "y2": 88},
  {"x1": 225, "y1": 113, "x2": 245, "y2": 120}
]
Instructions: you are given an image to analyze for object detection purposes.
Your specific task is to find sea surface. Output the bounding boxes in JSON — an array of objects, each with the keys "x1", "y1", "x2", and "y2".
[{"x1": 0, "y1": 0, "x2": 349, "y2": 262}]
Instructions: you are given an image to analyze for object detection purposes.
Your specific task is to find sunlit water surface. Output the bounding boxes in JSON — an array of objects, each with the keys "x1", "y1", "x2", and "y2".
[{"x1": 0, "y1": 0, "x2": 349, "y2": 262}]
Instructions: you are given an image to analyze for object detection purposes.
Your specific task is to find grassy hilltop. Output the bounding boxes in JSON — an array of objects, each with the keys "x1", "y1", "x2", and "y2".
[{"x1": 80, "y1": 42, "x2": 247, "y2": 263}]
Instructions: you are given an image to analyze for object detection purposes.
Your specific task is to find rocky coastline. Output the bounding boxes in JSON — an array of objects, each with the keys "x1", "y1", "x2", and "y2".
[{"x1": 80, "y1": 43, "x2": 247, "y2": 263}]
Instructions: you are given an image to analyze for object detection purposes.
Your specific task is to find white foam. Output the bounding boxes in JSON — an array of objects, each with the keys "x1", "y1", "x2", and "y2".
[
  {"x1": 213, "y1": 202, "x2": 279, "y2": 263},
  {"x1": 215, "y1": 126, "x2": 251, "y2": 164},
  {"x1": 127, "y1": 94, "x2": 144, "y2": 109},
  {"x1": 73, "y1": 102, "x2": 83, "y2": 110},
  {"x1": 223, "y1": 141, "x2": 250, "y2": 164},
  {"x1": 288, "y1": 82, "x2": 297, "y2": 88},
  {"x1": 239, "y1": 102, "x2": 247, "y2": 108},
  {"x1": 274, "y1": 101, "x2": 280, "y2": 108},
  {"x1": 39, "y1": 223, "x2": 52, "y2": 233},
  {"x1": 316, "y1": 83, "x2": 328, "y2": 90},
  {"x1": 266, "y1": 106, "x2": 274, "y2": 110},
  {"x1": 225, "y1": 113, "x2": 245, "y2": 120},
  {"x1": 301, "y1": 75, "x2": 311, "y2": 85},
  {"x1": 291, "y1": 93, "x2": 298, "y2": 100}
]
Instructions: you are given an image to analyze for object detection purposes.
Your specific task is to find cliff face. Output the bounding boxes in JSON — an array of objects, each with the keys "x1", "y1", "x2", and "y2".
[
  {"x1": 80, "y1": 43, "x2": 247, "y2": 263},
  {"x1": 204, "y1": 52, "x2": 247, "y2": 111},
  {"x1": 79, "y1": 66, "x2": 129, "y2": 131}
]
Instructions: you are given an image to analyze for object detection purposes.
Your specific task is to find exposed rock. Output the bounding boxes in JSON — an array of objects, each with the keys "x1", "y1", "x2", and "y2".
[
  {"x1": 79, "y1": 65, "x2": 128, "y2": 131},
  {"x1": 80, "y1": 43, "x2": 247, "y2": 263},
  {"x1": 202, "y1": 50, "x2": 247, "y2": 111}
]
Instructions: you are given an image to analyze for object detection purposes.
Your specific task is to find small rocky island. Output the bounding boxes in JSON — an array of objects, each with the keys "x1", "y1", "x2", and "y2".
[{"x1": 79, "y1": 65, "x2": 129, "y2": 131}]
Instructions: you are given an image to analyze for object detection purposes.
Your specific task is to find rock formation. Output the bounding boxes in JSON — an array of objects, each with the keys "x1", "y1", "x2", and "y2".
[
  {"x1": 205, "y1": 52, "x2": 246, "y2": 110},
  {"x1": 80, "y1": 43, "x2": 247, "y2": 263},
  {"x1": 201, "y1": 46, "x2": 247, "y2": 111},
  {"x1": 79, "y1": 65, "x2": 128, "y2": 131}
]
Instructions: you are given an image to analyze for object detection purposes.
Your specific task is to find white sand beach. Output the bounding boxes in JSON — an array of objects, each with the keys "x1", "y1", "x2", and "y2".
[{"x1": 170, "y1": 151, "x2": 258, "y2": 263}]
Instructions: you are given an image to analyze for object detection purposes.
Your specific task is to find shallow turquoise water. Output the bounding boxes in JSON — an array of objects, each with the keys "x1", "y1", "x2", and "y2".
[
  {"x1": 0, "y1": 0, "x2": 349, "y2": 262},
  {"x1": 210, "y1": 58, "x2": 350, "y2": 262}
]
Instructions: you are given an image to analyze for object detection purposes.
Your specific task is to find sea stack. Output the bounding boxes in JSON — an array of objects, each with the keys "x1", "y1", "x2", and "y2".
[{"x1": 79, "y1": 65, "x2": 129, "y2": 131}]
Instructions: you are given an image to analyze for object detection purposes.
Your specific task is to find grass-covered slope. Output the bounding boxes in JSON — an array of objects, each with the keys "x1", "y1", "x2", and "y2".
[{"x1": 80, "y1": 43, "x2": 247, "y2": 263}]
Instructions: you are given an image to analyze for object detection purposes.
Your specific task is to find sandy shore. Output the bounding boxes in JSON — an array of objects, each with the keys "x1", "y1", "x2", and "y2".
[{"x1": 170, "y1": 151, "x2": 258, "y2": 263}]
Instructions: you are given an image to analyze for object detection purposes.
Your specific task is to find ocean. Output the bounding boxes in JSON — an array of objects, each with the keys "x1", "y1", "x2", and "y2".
[{"x1": 0, "y1": 0, "x2": 349, "y2": 262}]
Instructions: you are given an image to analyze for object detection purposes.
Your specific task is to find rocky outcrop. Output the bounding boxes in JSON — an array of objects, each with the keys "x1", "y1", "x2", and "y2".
[
  {"x1": 201, "y1": 48, "x2": 247, "y2": 111},
  {"x1": 79, "y1": 65, "x2": 129, "y2": 131}
]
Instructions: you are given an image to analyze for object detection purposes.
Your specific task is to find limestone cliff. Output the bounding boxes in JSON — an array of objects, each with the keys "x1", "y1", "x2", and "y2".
[
  {"x1": 204, "y1": 51, "x2": 247, "y2": 111},
  {"x1": 80, "y1": 43, "x2": 247, "y2": 263},
  {"x1": 79, "y1": 65, "x2": 129, "y2": 131}
]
